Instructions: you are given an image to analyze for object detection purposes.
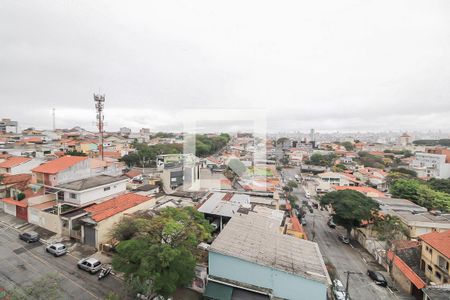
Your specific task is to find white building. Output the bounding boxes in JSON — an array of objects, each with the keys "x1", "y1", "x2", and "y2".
[
  {"x1": 410, "y1": 153, "x2": 450, "y2": 179},
  {"x1": 55, "y1": 175, "x2": 128, "y2": 207},
  {"x1": 0, "y1": 157, "x2": 44, "y2": 175}
]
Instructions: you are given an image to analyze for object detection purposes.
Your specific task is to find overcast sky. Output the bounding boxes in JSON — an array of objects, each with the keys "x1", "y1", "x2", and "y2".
[{"x1": 1, "y1": 0, "x2": 450, "y2": 133}]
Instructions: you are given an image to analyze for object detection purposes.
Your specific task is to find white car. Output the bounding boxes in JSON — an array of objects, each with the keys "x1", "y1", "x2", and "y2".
[
  {"x1": 46, "y1": 243, "x2": 67, "y2": 257},
  {"x1": 77, "y1": 257, "x2": 102, "y2": 274},
  {"x1": 333, "y1": 279, "x2": 347, "y2": 300}
]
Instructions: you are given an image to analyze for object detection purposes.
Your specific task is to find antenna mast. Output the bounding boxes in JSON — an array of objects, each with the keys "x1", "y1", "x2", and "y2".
[
  {"x1": 52, "y1": 108, "x2": 56, "y2": 131},
  {"x1": 94, "y1": 94, "x2": 105, "y2": 160}
]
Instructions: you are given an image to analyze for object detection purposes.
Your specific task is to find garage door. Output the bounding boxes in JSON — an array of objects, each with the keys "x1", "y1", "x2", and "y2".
[
  {"x1": 84, "y1": 225, "x2": 96, "y2": 247},
  {"x1": 3, "y1": 203, "x2": 16, "y2": 216}
]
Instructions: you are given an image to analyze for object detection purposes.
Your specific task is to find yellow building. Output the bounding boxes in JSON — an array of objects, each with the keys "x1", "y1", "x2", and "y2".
[{"x1": 419, "y1": 230, "x2": 450, "y2": 285}]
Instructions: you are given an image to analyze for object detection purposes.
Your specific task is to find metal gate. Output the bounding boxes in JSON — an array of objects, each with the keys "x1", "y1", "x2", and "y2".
[{"x1": 83, "y1": 225, "x2": 96, "y2": 247}]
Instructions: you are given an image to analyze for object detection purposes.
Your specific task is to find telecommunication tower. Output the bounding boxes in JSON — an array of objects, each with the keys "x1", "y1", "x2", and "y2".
[{"x1": 94, "y1": 94, "x2": 105, "y2": 160}]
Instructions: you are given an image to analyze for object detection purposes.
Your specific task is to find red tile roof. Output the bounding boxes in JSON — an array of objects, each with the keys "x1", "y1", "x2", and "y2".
[
  {"x1": 387, "y1": 250, "x2": 425, "y2": 289},
  {"x1": 84, "y1": 193, "x2": 152, "y2": 222},
  {"x1": 103, "y1": 151, "x2": 121, "y2": 159},
  {"x1": 0, "y1": 157, "x2": 32, "y2": 168},
  {"x1": 32, "y1": 156, "x2": 88, "y2": 174},
  {"x1": 125, "y1": 170, "x2": 141, "y2": 179},
  {"x1": 333, "y1": 186, "x2": 385, "y2": 197},
  {"x1": 0, "y1": 174, "x2": 31, "y2": 185},
  {"x1": 1, "y1": 197, "x2": 28, "y2": 207},
  {"x1": 419, "y1": 230, "x2": 450, "y2": 258}
]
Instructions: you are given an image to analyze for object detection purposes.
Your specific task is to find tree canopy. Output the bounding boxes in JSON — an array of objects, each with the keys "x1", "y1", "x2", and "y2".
[
  {"x1": 307, "y1": 153, "x2": 336, "y2": 167},
  {"x1": 111, "y1": 207, "x2": 212, "y2": 298},
  {"x1": 373, "y1": 215, "x2": 408, "y2": 244},
  {"x1": 320, "y1": 190, "x2": 379, "y2": 236},
  {"x1": 340, "y1": 141, "x2": 354, "y2": 151},
  {"x1": 390, "y1": 179, "x2": 450, "y2": 212}
]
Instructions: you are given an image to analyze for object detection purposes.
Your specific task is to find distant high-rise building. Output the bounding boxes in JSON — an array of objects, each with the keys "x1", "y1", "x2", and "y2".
[
  {"x1": 119, "y1": 127, "x2": 131, "y2": 136},
  {"x1": 0, "y1": 118, "x2": 18, "y2": 133},
  {"x1": 310, "y1": 128, "x2": 315, "y2": 142},
  {"x1": 399, "y1": 132, "x2": 413, "y2": 146},
  {"x1": 140, "y1": 128, "x2": 150, "y2": 135}
]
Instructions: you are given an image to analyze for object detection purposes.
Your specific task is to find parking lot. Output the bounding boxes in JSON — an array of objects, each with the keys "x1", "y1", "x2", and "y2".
[{"x1": 0, "y1": 217, "x2": 127, "y2": 299}]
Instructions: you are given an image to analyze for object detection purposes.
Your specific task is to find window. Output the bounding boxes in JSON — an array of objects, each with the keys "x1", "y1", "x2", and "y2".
[
  {"x1": 435, "y1": 271, "x2": 442, "y2": 280},
  {"x1": 70, "y1": 193, "x2": 76, "y2": 199},
  {"x1": 104, "y1": 187, "x2": 111, "y2": 191},
  {"x1": 427, "y1": 265, "x2": 433, "y2": 272}
]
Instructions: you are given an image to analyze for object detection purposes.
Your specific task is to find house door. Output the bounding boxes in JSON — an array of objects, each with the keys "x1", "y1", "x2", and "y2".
[
  {"x1": 16, "y1": 206, "x2": 28, "y2": 221},
  {"x1": 84, "y1": 225, "x2": 96, "y2": 247}
]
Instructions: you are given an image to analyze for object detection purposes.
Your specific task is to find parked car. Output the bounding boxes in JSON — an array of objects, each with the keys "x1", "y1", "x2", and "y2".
[
  {"x1": 367, "y1": 270, "x2": 387, "y2": 287},
  {"x1": 305, "y1": 191, "x2": 311, "y2": 199},
  {"x1": 301, "y1": 218, "x2": 307, "y2": 226},
  {"x1": 327, "y1": 218, "x2": 336, "y2": 228},
  {"x1": 18, "y1": 231, "x2": 40, "y2": 243},
  {"x1": 46, "y1": 243, "x2": 67, "y2": 257},
  {"x1": 333, "y1": 279, "x2": 347, "y2": 300},
  {"x1": 338, "y1": 235, "x2": 350, "y2": 244},
  {"x1": 77, "y1": 258, "x2": 102, "y2": 274}
]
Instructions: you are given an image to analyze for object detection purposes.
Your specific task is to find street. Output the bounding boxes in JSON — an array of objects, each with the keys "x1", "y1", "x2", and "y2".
[
  {"x1": 0, "y1": 220, "x2": 126, "y2": 300},
  {"x1": 281, "y1": 167, "x2": 411, "y2": 300}
]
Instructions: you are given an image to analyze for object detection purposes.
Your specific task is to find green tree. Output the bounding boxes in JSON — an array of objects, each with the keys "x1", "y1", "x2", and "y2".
[
  {"x1": 65, "y1": 149, "x2": 87, "y2": 156},
  {"x1": 373, "y1": 215, "x2": 408, "y2": 243},
  {"x1": 287, "y1": 194, "x2": 298, "y2": 207},
  {"x1": 320, "y1": 190, "x2": 379, "y2": 237},
  {"x1": 307, "y1": 153, "x2": 336, "y2": 167},
  {"x1": 390, "y1": 179, "x2": 450, "y2": 212},
  {"x1": 287, "y1": 180, "x2": 298, "y2": 189},
  {"x1": 112, "y1": 207, "x2": 212, "y2": 298},
  {"x1": 427, "y1": 178, "x2": 450, "y2": 194},
  {"x1": 341, "y1": 141, "x2": 354, "y2": 151},
  {"x1": 390, "y1": 168, "x2": 417, "y2": 178}
]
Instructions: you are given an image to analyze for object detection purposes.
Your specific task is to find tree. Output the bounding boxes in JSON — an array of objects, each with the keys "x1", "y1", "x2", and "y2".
[
  {"x1": 320, "y1": 190, "x2": 379, "y2": 237},
  {"x1": 65, "y1": 149, "x2": 87, "y2": 156},
  {"x1": 390, "y1": 168, "x2": 417, "y2": 178},
  {"x1": 390, "y1": 179, "x2": 450, "y2": 212},
  {"x1": 307, "y1": 153, "x2": 336, "y2": 167},
  {"x1": 287, "y1": 180, "x2": 298, "y2": 189},
  {"x1": 427, "y1": 178, "x2": 450, "y2": 194},
  {"x1": 10, "y1": 273, "x2": 62, "y2": 300},
  {"x1": 341, "y1": 141, "x2": 354, "y2": 151},
  {"x1": 111, "y1": 207, "x2": 212, "y2": 298},
  {"x1": 373, "y1": 215, "x2": 408, "y2": 244},
  {"x1": 287, "y1": 194, "x2": 298, "y2": 207}
]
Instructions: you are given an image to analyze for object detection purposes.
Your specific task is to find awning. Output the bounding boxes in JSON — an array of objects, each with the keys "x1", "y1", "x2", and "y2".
[{"x1": 203, "y1": 282, "x2": 233, "y2": 300}]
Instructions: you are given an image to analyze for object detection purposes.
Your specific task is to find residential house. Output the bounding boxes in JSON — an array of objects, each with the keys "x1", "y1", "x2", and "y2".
[
  {"x1": 0, "y1": 173, "x2": 31, "y2": 198},
  {"x1": 206, "y1": 211, "x2": 330, "y2": 299},
  {"x1": 54, "y1": 175, "x2": 128, "y2": 207},
  {"x1": 386, "y1": 241, "x2": 426, "y2": 299},
  {"x1": 391, "y1": 211, "x2": 450, "y2": 238},
  {"x1": 422, "y1": 284, "x2": 450, "y2": 300},
  {"x1": 31, "y1": 156, "x2": 91, "y2": 186},
  {"x1": 419, "y1": 230, "x2": 450, "y2": 285},
  {"x1": 332, "y1": 186, "x2": 385, "y2": 197},
  {"x1": 317, "y1": 172, "x2": 359, "y2": 187},
  {"x1": 0, "y1": 157, "x2": 43, "y2": 174},
  {"x1": 80, "y1": 193, "x2": 155, "y2": 248},
  {"x1": 354, "y1": 167, "x2": 388, "y2": 191}
]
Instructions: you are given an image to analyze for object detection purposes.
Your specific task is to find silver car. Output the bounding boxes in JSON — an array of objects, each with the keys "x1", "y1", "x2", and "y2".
[
  {"x1": 46, "y1": 243, "x2": 67, "y2": 257},
  {"x1": 77, "y1": 257, "x2": 102, "y2": 274}
]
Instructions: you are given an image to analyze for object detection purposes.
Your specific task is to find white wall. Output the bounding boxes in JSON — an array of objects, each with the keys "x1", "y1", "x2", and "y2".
[
  {"x1": 11, "y1": 158, "x2": 44, "y2": 175},
  {"x1": 63, "y1": 180, "x2": 127, "y2": 206},
  {"x1": 55, "y1": 159, "x2": 92, "y2": 185}
]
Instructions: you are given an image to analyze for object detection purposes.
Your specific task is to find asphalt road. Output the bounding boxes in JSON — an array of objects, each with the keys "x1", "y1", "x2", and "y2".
[
  {"x1": 281, "y1": 167, "x2": 399, "y2": 300},
  {"x1": 0, "y1": 222, "x2": 127, "y2": 300}
]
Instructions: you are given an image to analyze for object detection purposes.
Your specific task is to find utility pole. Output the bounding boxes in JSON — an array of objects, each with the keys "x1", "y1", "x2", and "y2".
[
  {"x1": 344, "y1": 271, "x2": 362, "y2": 300},
  {"x1": 52, "y1": 108, "x2": 56, "y2": 131},
  {"x1": 94, "y1": 94, "x2": 105, "y2": 160}
]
